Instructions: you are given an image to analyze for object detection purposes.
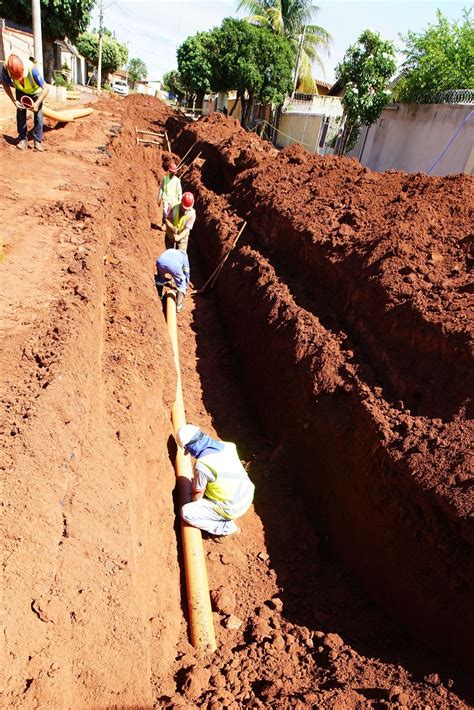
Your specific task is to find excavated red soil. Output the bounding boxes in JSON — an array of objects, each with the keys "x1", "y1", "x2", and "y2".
[{"x1": 1, "y1": 95, "x2": 473, "y2": 709}]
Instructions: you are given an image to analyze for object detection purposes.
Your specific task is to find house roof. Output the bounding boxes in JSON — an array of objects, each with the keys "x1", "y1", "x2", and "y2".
[{"x1": 315, "y1": 79, "x2": 332, "y2": 90}]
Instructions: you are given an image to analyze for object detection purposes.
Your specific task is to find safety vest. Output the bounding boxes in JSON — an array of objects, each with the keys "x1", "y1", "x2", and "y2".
[
  {"x1": 198, "y1": 443, "x2": 255, "y2": 519},
  {"x1": 172, "y1": 205, "x2": 190, "y2": 233},
  {"x1": 10, "y1": 63, "x2": 41, "y2": 96},
  {"x1": 162, "y1": 175, "x2": 181, "y2": 207}
]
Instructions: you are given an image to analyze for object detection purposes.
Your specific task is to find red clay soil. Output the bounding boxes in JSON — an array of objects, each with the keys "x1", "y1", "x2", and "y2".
[
  {"x1": 1, "y1": 95, "x2": 472, "y2": 709},
  {"x1": 170, "y1": 114, "x2": 474, "y2": 659}
]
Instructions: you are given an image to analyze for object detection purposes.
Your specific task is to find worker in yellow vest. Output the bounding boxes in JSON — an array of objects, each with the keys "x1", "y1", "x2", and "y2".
[
  {"x1": 165, "y1": 192, "x2": 196, "y2": 252},
  {"x1": 158, "y1": 162, "x2": 182, "y2": 222},
  {"x1": 1, "y1": 54, "x2": 49, "y2": 151},
  {"x1": 176, "y1": 424, "x2": 255, "y2": 542}
]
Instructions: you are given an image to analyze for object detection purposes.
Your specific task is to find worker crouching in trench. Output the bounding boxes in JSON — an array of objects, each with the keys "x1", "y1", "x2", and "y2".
[
  {"x1": 155, "y1": 248, "x2": 190, "y2": 312},
  {"x1": 164, "y1": 192, "x2": 196, "y2": 252},
  {"x1": 176, "y1": 425, "x2": 255, "y2": 543}
]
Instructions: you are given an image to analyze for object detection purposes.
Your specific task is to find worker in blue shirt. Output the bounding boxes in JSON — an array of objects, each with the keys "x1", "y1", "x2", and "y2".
[
  {"x1": 156, "y1": 248, "x2": 190, "y2": 312},
  {"x1": 2, "y1": 54, "x2": 49, "y2": 151}
]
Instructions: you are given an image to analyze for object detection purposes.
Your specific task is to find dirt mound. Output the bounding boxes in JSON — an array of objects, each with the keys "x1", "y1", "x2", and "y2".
[
  {"x1": 1, "y1": 95, "x2": 472, "y2": 708},
  {"x1": 180, "y1": 113, "x2": 473, "y2": 665}
]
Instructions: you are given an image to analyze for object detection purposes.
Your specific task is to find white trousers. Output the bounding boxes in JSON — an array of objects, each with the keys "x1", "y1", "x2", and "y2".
[{"x1": 181, "y1": 498, "x2": 239, "y2": 536}]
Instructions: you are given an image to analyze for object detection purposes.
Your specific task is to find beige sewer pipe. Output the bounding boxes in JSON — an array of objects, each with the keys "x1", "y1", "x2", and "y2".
[{"x1": 165, "y1": 292, "x2": 217, "y2": 651}]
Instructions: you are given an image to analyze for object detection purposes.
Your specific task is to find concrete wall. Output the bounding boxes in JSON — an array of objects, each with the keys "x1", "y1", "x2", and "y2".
[
  {"x1": 0, "y1": 26, "x2": 34, "y2": 63},
  {"x1": 360, "y1": 103, "x2": 474, "y2": 176},
  {"x1": 276, "y1": 112, "x2": 323, "y2": 151}
]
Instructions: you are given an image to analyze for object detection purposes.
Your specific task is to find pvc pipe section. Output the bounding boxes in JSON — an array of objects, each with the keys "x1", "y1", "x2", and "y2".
[
  {"x1": 165, "y1": 292, "x2": 217, "y2": 651},
  {"x1": 43, "y1": 106, "x2": 94, "y2": 122}
]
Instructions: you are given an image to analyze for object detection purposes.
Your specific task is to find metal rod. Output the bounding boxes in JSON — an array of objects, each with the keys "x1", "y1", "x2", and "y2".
[
  {"x1": 196, "y1": 222, "x2": 247, "y2": 294},
  {"x1": 178, "y1": 152, "x2": 202, "y2": 178},
  {"x1": 176, "y1": 144, "x2": 195, "y2": 169}
]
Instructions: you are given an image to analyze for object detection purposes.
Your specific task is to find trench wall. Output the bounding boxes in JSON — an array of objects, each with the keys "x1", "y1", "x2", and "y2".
[{"x1": 171, "y1": 114, "x2": 474, "y2": 665}]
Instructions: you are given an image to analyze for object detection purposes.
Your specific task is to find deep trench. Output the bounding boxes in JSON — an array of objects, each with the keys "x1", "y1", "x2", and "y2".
[
  {"x1": 181, "y1": 228, "x2": 472, "y2": 698},
  {"x1": 161, "y1": 117, "x2": 473, "y2": 674}
]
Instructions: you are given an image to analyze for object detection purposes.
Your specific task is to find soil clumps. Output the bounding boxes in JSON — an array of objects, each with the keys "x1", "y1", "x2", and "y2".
[{"x1": 1, "y1": 95, "x2": 472, "y2": 708}]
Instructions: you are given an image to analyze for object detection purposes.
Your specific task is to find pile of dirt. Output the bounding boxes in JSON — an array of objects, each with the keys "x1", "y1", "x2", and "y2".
[
  {"x1": 179, "y1": 113, "x2": 473, "y2": 665},
  {"x1": 1, "y1": 95, "x2": 472, "y2": 709}
]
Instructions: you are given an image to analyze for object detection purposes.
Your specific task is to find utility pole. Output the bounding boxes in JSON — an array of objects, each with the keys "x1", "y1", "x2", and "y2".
[
  {"x1": 31, "y1": 0, "x2": 43, "y2": 73},
  {"x1": 291, "y1": 25, "x2": 306, "y2": 99},
  {"x1": 97, "y1": 0, "x2": 104, "y2": 94}
]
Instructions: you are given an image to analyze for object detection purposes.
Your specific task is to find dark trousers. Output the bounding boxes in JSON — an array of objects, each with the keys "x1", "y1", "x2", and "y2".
[{"x1": 16, "y1": 89, "x2": 43, "y2": 142}]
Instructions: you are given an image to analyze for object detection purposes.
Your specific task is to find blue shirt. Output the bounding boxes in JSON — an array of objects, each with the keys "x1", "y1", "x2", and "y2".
[
  {"x1": 2, "y1": 64, "x2": 44, "y2": 89},
  {"x1": 156, "y1": 249, "x2": 190, "y2": 293}
]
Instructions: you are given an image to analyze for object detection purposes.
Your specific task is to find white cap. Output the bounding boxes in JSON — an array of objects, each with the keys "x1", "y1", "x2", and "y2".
[{"x1": 176, "y1": 424, "x2": 201, "y2": 448}]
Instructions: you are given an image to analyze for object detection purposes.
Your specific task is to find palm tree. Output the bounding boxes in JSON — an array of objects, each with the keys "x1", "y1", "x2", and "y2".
[{"x1": 238, "y1": 0, "x2": 331, "y2": 92}]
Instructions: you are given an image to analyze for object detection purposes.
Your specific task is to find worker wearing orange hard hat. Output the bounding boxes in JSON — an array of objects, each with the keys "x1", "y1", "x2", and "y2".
[
  {"x1": 158, "y1": 161, "x2": 182, "y2": 223},
  {"x1": 164, "y1": 191, "x2": 196, "y2": 252},
  {"x1": 1, "y1": 54, "x2": 49, "y2": 151}
]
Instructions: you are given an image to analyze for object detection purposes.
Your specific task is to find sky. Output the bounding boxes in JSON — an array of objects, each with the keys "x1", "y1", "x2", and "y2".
[{"x1": 88, "y1": 0, "x2": 468, "y2": 85}]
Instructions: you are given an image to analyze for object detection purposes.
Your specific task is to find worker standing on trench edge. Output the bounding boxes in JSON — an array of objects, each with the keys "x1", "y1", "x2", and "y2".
[
  {"x1": 2, "y1": 54, "x2": 49, "y2": 151},
  {"x1": 155, "y1": 248, "x2": 190, "y2": 312},
  {"x1": 158, "y1": 161, "x2": 182, "y2": 224},
  {"x1": 164, "y1": 192, "x2": 196, "y2": 252},
  {"x1": 176, "y1": 425, "x2": 255, "y2": 542}
]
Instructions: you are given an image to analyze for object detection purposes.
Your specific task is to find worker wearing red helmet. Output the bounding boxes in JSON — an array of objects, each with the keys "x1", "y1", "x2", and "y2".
[
  {"x1": 158, "y1": 161, "x2": 182, "y2": 223},
  {"x1": 164, "y1": 191, "x2": 196, "y2": 252},
  {"x1": 1, "y1": 54, "x2": 49, "y2": 151}
]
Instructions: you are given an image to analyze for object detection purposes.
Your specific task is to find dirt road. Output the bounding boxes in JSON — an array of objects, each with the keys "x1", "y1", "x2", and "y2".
[{"x1": 1, "y1": 94, "x2": 472, "y2": 709}]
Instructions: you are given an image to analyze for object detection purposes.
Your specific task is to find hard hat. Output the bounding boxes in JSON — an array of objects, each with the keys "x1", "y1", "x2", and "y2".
[
  {"x1": 7, "y1": 54, "x2": 24, "y2": 80},
  {"x1": 181, "y1": 192, "x2": 194, "y2": 209},
  {"x1": 168, "y1": 161, "x2": 178, "y2": 173},
  {"x1": 176, "y1": 424, "x2": 201, "y2": 449}
]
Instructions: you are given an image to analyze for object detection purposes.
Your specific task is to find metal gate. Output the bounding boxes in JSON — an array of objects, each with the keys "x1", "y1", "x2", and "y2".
[{"x1": 317, "y1": 114, "x2": 344, "y2": 155}]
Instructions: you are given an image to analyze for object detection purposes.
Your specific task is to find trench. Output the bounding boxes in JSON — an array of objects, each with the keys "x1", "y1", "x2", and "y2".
[
  {"x1": 162, "y1": 112, "x2": 473, "y2": 673},
  {"x1": 3, "y1": 95, "x2": 472, "y2": 708}
]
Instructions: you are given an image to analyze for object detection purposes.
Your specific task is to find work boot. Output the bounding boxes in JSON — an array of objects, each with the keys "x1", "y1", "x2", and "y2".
[
  {"x1": 176, "y1": 291, "x2": 185, "y2": 312},
  {"x1": 17, "y1": 139, "x2": 27, "y2": 150},
  {"x1": 213, "y1": 526, "x2": 241, "y2": 544},
  {"x1": 34, "y1": 141, "x2": 44, "y2": 152}
]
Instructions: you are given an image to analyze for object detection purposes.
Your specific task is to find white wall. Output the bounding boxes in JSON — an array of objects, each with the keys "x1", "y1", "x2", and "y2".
[
  {"x1": 360, "y1": 103, "x2": 474, "y2": 176},
  {"x1": 0, "y1": 26, "x2": 34, "y2": 63},
  {"x1": 276, "y1": 112, "x2": 323, "y2": 151}
]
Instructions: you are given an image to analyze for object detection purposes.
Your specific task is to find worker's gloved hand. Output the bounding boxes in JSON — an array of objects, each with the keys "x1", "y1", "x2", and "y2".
[
  {"x1": 33, "y1": 101, "x2": 40, "y2": 113},
  {"x1": 15, "y1": 100, "x2": 23, "y2": 110}
]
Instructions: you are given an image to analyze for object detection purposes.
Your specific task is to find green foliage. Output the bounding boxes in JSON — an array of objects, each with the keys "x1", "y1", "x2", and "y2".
[
  {"x1": 128, "y1": 58, "x2": 147, "y2": 88},
  {"x1": 177, "y1": 32, "x2": 213, "y2": 96},
  {"x1": 76, "y1": 31, "x2": 129, "y2": 80},
  {"x1": 162, "y1": 70, "x2": 187, "y2": 100},
  {"x1": 395, "y1": 9, "x2": 474, "y2": 103},
  {"x1": 177, "y1": 18, "x2": 293, "y2": 124},
  {"x1": 0, "y1": 0, "x2": 95, "y2": 41},
  {"x1": 238, "y1": 0, "x2": 331, "y2": 90},
  {"x1": 52, "y1": 71, "x2": 73, "y2": 89},
  {"x1": 336, "y1": 29, "x2": 396, "y2": 152}
]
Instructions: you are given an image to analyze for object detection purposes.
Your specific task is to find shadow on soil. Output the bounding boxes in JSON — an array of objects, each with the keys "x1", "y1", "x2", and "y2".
[{"x1": 187, "y1": 240, "x2": 474, "y2": 705}]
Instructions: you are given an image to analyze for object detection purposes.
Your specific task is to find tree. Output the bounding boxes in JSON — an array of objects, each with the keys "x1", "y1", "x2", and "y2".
[
  {"x1": 395, "y1": 9, "x2": 474, "y2": 103},
  {"x1": 336, "y1": 29, "x2": 396, "y2": 154},
  {"x1": 162, "y1": 70, "x2": 188, "y2": 102},
  {"x1": 238, "y1": 0, "x2": 331, "y2": 92},
  {"x1": 76, "y1": 31, "x2": 129, "y2": 83},
  {"x1": 128, "y1": 58, "x2": 147, "y2": 89},
  {"x1": 213, "y1": 19, "x2": 293, "y2": 125},
  {"x1": 0, "y1": 0, "x2": 96, "y2": 78},
  {"x1": 177, "y1": 32, "x2": 213, "y2": 108}
]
